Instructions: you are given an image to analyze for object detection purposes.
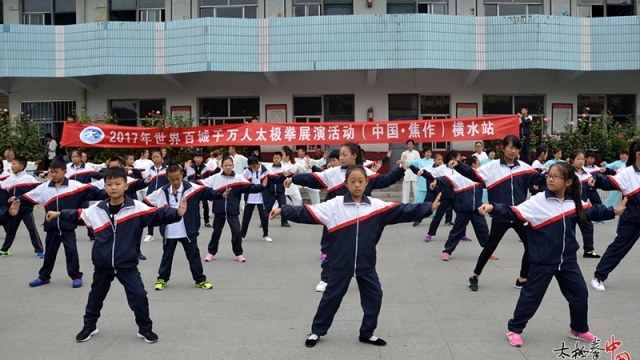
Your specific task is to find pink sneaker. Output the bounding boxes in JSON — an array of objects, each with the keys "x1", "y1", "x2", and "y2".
[
  {"x1": 424, "y1": 235, "x2": 432, "y2": 242},
  {"x1": 569, "y1": 330, "x2": 596, "y2": 342},
  {"x1": 236, "y1": 255, "x2": 247, "y2": 262},
  {"x1": 441, "y1": 252, "x2": 450, "y2": 261},
  {"x1": 204, "y1": 254, "x2": 215, "y2": 262},
  {"x1": 319, "y1": 253, "x2": 327, "y2": 262},
  {"x1": 490, "y1": 253, "x2": 499, "y2": 260},
  {"x1": 460, "y1": 236, "x2": 472, "y2": 242},
  {"x1": 506, "y1": 331, "x2": 523, "y2": 347}
]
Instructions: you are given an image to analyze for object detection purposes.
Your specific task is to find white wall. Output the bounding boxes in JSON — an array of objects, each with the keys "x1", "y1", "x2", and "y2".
[{"x1": 8, "y1": 69, "x2": 640, "y2": 152}]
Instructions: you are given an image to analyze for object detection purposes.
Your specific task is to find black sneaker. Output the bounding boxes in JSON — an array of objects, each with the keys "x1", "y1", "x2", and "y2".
[
  {"x1": 305, "y1": 334, "x2": 319, "y2": 348},
  {"x1": 583, "y1": 251, "x2": 601, "y2": 258},
  {"x1": 359, "y1": 336, "x2": 387, "y2": 346},
  {"x1": 204, "y1": 223, "x2": 212, "y2": 228},
  {"x1": 444, "y1": 222, "x2": 455, "y2": 226},
  {"x1": 468, "y1": 276, "x2": 479, "y2": 291},
  {"x1": 137, "y1": 330, "x2": 159, "y2": 343},
  {"x1": 412, "y1": 221, "x2": 420, "y2": 227},
  {"x1": 281, "y1": 223, "x2": 291, "y2": 228},
  {"x1": 515, "y1": 279, "x2": 527, "y2": 289},
  {"x1": 76, "y1": 326, "x2": 98, "y2": 342}
]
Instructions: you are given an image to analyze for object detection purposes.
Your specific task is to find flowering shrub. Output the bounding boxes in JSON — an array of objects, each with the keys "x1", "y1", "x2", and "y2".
[
  {"x1": 0, "y1": 110, "x2": 45, "y2": 162},
  {"x1": 144, "y1": 108, "x2": 197, "y2": 162}
]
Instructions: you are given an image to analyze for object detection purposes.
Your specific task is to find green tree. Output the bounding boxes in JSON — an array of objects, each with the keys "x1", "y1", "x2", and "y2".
[{"x1": 0, "y1": 110, "x2": 45, "y2": 162}]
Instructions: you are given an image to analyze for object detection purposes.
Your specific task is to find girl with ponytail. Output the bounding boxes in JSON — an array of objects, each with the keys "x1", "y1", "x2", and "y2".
[
  {"x1": 590, "y1": 141, "x2": 640, "y2": 292},
  {"x1": 478, "y1": 162, "x2": 626, "y2": 347},
  {"x1": 567, "y1": 150, "x2": 600, "y2": 258}
]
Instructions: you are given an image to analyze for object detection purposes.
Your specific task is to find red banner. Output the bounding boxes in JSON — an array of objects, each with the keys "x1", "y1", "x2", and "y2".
[{"x1": 61, "y1": 116, "x2": 519, "y2": 148}]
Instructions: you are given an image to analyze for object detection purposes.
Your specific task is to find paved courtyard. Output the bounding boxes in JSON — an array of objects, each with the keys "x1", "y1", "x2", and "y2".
[{"x1": 0, "y1": 207, "x2": 638, "y2": 360}]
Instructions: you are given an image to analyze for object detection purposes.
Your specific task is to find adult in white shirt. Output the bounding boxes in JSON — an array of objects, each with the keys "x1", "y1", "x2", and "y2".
[
  {"x1": 133, "y1": 149, "x2": 154, "y2": 171},
  {"x1": 471, "y1": 141, "x2": 488, "y2": 162},
  {"x1": 229, "y1": 146, "x2": 249, "y2": 210},
  {"x1": 281, "y1": 150, "x2": 303, "y2": 207},
  {"x1": 397, "y1": 139, "x2": 421, "y2": 203},
  {"x1": 295, "y1": 148, "x2": 321, "y2": 205},
  {"x1": 206, "y1": 150, "x2": 222, "y2": 174},
  {"x1": 44, "y1": 133, "x2": 57, "y2": 169},
  {"x1": 2, "y1": 150, "x2": 40, "y2": 173}
]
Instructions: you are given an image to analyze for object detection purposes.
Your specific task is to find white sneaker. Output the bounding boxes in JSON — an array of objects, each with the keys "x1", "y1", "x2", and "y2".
[
  {"x1": 263, "y1": 236, "x2": 273, "y2": 242},
  {"x1": 591, "y1": 278, "x2": 605, "y2": 292},
  {"x1": 315, "y1": 281, "x2": 327, "y2": 292},
  {"x1": 143, "y1": 235, "x2": 154, "y2": 243}
]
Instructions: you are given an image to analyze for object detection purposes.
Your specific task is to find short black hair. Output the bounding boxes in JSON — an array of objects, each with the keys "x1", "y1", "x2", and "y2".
[
  {"x1": 13, "y1": 156, "x2": 27, "y2": 170},
  {"x1": 150, "y1": 149, "x2": 162, "y2": 156},
  {"x1": 585, "y1": 150, "x2": 596, "y2": 158},
  {"x1": 465, "y1": 156, "x2": 479, "y2": 166},
  {"x1": 45, "y1": 133, "x2": 53, "y2": 139},
  {"x1": 502, "y1": 135, "x2": 522, "y2": 149},
  {"x1": 109, "y1": 157, "x2": 123, "y2": 166},
  {"x1": 49, "y1": 157, "x2": 67, "y2": 170},
  {"x1": 247, "y1": 156, "x2": 260, "y2": 165},
  {"x1": 487, "y1": 149, "x2": 496, "y2": 154},
  {"x1": 475, "y1": 141, "x2": 483, "y2": 147},
  {"x1": 125, "y1": 153, "x2": 135, "y2": 160},
  {"x1": 406, "y1": 139, "x2": 415, "y2": 145},
  {"x1": 166, "y1": 164, "x2": 183, "y2": 174},
  {"x1": 273, "y1": 151, "x2": 283, "y2": 158},
  {"x1": 103, "y1": 167, "x2": 127, "y2": 182},
  {"x1": 329, "y1": 149, "x2": 340, "y2": 160},
  {"x1": 422, "y1": 146, "x2": 432, "y2": 153}
]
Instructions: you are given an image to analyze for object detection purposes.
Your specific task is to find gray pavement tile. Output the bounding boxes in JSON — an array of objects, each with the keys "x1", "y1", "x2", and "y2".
[{"x1": 447, "y1": 341, "x2": 527, "y2": 360}]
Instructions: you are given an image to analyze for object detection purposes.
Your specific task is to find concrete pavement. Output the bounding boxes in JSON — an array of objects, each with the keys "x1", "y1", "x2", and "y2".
[{"x1": 0, "y1": 207, "x2": 638, "y2": 360}]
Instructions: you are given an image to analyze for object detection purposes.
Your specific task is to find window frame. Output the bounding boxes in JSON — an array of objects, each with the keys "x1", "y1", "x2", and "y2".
[
  {"x1": 386, "y1": 0, "x2": 449, "y2": 15},
  {"x1": 20, "y1": 100, "x2": 76, "y2": 140},
  {"x1": 577, "y1": 94, "x2": 636, "y2": 126},
  {"x1": 388, "y1": 93, "x2": 452, "y2": 151},
  {"x1": 199, "y1": 0, "x2": 259, "y2": 19},
  {"x1": 483, "y1": 0, "x2": 543, "y2": 16},
  {"x1": 198, "y1": 97, "x2": 260, "y2": 126},
  {"x1": 577, "y1": 0, "x2": 634, "y2": 17},
  {"x1": 109, "y1": 0, "x2": 166, "y2": 22},
  {"x1": 108, "y1": 98, "x2": 167, "y2": 127}
]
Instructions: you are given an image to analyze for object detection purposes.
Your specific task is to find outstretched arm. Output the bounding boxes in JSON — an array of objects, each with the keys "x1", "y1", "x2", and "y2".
[
  {"x1": 270, "y1": 204, "x2": 324, "y2": 225},
  {"x1": 383, "y1": 193, "x2": 441, "y2": 225}
]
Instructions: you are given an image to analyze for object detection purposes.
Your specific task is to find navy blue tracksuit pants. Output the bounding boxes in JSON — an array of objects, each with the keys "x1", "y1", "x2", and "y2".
[
  {"x1": 594, "y1": 221, "x2": 640, "y2": 282},
  {"x1": 312, "y1": 271, "x2": 383, "y2": 338},
  {"x1": 241, "y1": 203, "x2": 269, "y2": 238},
  {"x1": 1, "y1": 211, "x2": 43, "y2": 253},
  {"x1": 158, "y1": 237, "x2": 205, "y2": 283},
  {"x1": 264, "y1": 193, "x2": 288, "y2": 226},
  {"x1": 508, "y1": 262, "x2": 588, "y2": 334},
  {"x1": 577, "y1": 219, "x2": 595, "y2": 253},
  {"x1": 84, "y1": 267, "x2": 152, "y2": 332},
  {"x1": 474, "y1": 220, "x2": 529, "y2": 279},
  {"x1": 443, "y1": 210, "x2": 489, "y2": 254},
  {"x1": 208, "y1": 214, "x2": 243, "y2": 256},
  {"x1": 320, "y1": 227, "x2": 331, "y2": 282},
  {"x1": 39, "y1": 231, "x2": 82, "y2": 281}
]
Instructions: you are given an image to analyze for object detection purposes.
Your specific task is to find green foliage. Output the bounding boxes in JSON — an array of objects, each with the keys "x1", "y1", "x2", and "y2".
[
  {"x1": 0, "y1": 110, "x2": 45, "y2": 162},
  {"x1": 143, "y1": 108, "x2": 197, "y2": 163},
  {"x1": 74, "y1": 111, "x2": 125, "y2": 163}
]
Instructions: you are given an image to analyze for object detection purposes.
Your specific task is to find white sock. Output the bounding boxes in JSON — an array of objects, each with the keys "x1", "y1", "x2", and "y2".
[
  {"x1": 369, "y1": 336, "x2": 378, "y2": 341},
  {"x1": 308, "y1": 334, "x2": 319, "y2": 340}
]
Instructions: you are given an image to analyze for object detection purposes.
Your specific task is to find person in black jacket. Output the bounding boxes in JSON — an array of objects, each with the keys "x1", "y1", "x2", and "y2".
[
  {"x1": 46, "y1": 167, "x2": 187, "y2": 344},
  {"x1": 518, "y1": 107, "x2": 533, "y2": 163},
  {"x1": 270, "y1": 165, "x2": 441, "y2": 348}
]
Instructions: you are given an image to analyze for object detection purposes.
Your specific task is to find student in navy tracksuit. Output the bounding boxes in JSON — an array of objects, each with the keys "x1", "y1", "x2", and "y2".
[
  {"x1": 185, "y1": 151, "x2": 215, "y2": 227},
  {"x1": 568, "y1": 150, "x2": 602, "y2": 258},
  {"x1": 478, "y1": 162, "x2": 624, "y2": 347},
  {"x1": 0, "y1": 157, "x2": 44, "y2": 257},
  {"x1": 529, "y1": 145, "x2": 548, "y2": 196},
  {"x1": 422, "y1": 151, "x2": 460, "y2": 242},
  {"x1": 67, "y1": 150, "x2": 103, "y2": 242},
  {"x1": 413, "y1": 155, "x2": 489, "y2": 260},
  {"x1": 141, "y1": 149, "x2": 169, "y2": 243},
  {"x1": 93, "y1": 157, "x2": 153, "y2": 260},
  {"x1": 284, "y1": 142, "x2": 406, "y2": 292},
  {"x1": 263, "y1": 151, "x2": 291, "y2": 227},
  {"x1": 145, "y1": 164, "x2": 229, "y2": 291},
  {"x1": 240, "y1": 157, "x2": 273, "y2": 242},
  {"x1": 271, "y1": 165, "x2": 441, "y2": 348},
  {"x1": 14, "y1": 158, "x2": 107, "y2": 288},
  {"x1": 453, "y1": 135, "x2": 548, "y2": 291},
  {"x1": 47, "y1": 167, "x2": 185, "y2": 344},
  {"x1": 199, "y1": 156, "x2": 266, "y2": 262},
  {"x1": 589, "y1": 141, "x2": 640, "y2": 292}
]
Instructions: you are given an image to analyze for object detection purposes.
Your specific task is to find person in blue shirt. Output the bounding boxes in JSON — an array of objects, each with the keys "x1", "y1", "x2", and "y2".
[
  {"x1": 405, "y1": 146, "x2": 434, "y2": 226},
  {"x1": 601, "y1": 148, "x2": 628, "y2": 207},
  {"x1": 479, "y1": 162, "x2": 625, "y2": 347},
  {"x1": 543, "y1": 148, "x2": 564, "y2": 169},
  {"x1": 269, "y1": 165, "x2": 441, "y2": 348}
]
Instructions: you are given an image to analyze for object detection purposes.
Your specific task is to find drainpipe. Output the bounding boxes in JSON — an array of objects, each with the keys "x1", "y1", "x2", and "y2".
[{"x1": 80, "y1": 0, "x2": 86, "y2": 115}]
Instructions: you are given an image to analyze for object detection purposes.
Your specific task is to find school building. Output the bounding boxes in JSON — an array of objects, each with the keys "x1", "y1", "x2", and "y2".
[{"x1": 0, "y1": 0, "x2": 639, "y2": 161}]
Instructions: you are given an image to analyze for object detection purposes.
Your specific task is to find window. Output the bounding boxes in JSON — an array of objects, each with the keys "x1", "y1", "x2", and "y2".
[
  {"x1": 293, "y1": 0, "x2": 322, "y2": 16},
  {"x1": 199, "y1": 97, "x2": 260, "y2": 125},
  {"x1": 293, "y1": 95, "x2": 355, "y2": 123},
  {"x1": 109, "y1": 99, "x2": 166, "y2": 127},
  {"x1": 483, "y1": 94, "x2": 544, "y2": 132},
  {"x1": 484, "y1": 0, "x2": 542, "y2": 16},
  {"x1": 387, "y1": 0, "x2": 448, "y2": 14},
  {"x1": 110, "y1": 0, "x2": 165, "y2": 22},
  {"x1": 200, "y1": 0, "x2": 258, "y2": 19},
  {"x1": 577, "y1": 0, "x2": 634, "y2": 17},
  {"x1": 388, "y1": 94, "x2": 451, "y2": 150},
  {"x1": 578, "y1": 94, "x2": 636, "y2": 125},
  {"x1": 22, "y1": 0, "x2": 76, "y2": 25},
  {"x1": 21, "y1": 101, "x2": 76, "y2": 141},
  {"x1": 324, "y1": 0, "x2": 353, "y2": 15}
]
